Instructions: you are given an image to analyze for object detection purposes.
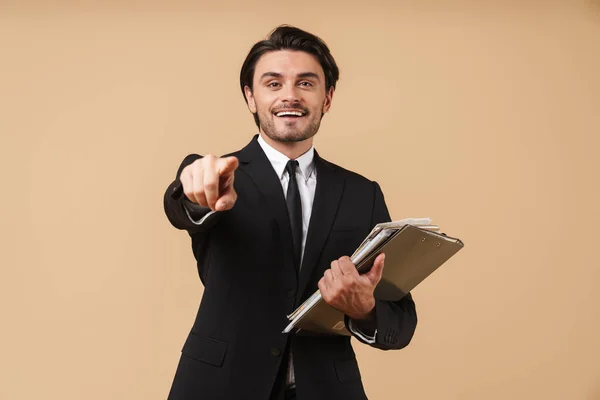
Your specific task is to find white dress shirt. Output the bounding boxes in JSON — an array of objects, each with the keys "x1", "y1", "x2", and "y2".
[
  {"x1": 184, "y1": 134, "x2": 376, "y2": 386},
  {"x1": 256, "y1": 135, "x2": 316, "y2": 269}
]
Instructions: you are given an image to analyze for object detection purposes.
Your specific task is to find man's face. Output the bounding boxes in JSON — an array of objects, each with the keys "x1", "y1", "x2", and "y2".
[{"x1": 245, "y1": 50, "x2": 334, "y2": 143}]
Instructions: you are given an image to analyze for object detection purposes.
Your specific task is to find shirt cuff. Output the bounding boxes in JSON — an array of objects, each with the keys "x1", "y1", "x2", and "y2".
[
  {"x1": 184, "y1": 206, "x2": 217, "y2": 225},
  {"x1": 347, "y1": 319, "x2": 377, "y2": 344}
]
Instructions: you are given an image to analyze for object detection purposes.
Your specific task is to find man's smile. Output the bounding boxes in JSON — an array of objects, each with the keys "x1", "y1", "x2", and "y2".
[{"x1": 273, "y1": 108, "x2": 308, "y2": 120}]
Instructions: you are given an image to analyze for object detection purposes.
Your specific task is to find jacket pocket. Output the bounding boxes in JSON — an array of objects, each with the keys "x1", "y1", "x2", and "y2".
[
  {"x1": 181, "y1": 332, "x2": 227, "y2": 367},
  {"x1": 334, "y1": 358, "x2": 362, "y2": 382}
]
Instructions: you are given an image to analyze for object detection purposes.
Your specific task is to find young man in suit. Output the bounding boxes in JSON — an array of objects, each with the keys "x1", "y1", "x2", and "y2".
[{"x1": 164, "y1": 25, "x2": 417, "y2": 400}]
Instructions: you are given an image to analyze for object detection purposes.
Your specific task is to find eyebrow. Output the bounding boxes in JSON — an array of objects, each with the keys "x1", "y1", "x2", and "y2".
[
  {"x1": 259, "y1": 72, "x2": 321, "y2": 81},
  {"x1": 297, "y1": 72, "x2": 320, "y2": 81},
  {"x1": 260, "y1": 72, "x2": 283, "y2": 80}
]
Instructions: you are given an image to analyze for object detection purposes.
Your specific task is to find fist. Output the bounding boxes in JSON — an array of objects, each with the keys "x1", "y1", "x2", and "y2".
[
  {"x1": 318, "y1": 254, "x2": 385, "y2": 321},
  {"x1": 180, "y1": 155, "x2": 239, "y2": 211}
]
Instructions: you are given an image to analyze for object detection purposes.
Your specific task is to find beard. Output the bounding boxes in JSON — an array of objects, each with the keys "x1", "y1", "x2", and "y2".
[{"x1": 256, "y1": 106, "x2": 323, "y2": 143}]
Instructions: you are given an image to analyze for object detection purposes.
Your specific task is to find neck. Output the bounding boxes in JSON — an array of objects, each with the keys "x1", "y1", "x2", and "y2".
[{"x1": 259, "y1": 131, "x2": 314, "y2": 160}]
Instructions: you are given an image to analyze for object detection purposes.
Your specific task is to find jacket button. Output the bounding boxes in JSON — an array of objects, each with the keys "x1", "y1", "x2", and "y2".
[{"x1": 271, "y1": 348, "x2": 281, "y2": 357}]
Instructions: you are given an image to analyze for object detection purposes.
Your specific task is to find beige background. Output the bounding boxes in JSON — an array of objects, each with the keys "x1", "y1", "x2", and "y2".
[{"x1": 1, "y1": 1, "x2": 599, "y2": 399}]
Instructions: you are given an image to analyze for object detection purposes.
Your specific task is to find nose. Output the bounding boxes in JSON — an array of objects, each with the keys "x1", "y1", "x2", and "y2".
[{"x1": 281, "y1": 82, "x2": 301, "y2": 103}]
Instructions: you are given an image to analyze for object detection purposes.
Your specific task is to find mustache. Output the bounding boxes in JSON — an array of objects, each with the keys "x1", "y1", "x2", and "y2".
[{"x1": 271, "y1": 104, "x2": 309, "y2": 114}]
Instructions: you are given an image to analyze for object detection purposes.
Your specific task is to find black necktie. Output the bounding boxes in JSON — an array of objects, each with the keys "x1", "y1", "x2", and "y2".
[{"x1": 285, "y1": 160, "x2": 303, "y2": 272}]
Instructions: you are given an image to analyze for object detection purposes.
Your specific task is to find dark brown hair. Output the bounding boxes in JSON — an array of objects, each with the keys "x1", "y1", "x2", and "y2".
[{"x1": 240, "y1": 25, "x2": 340, "y2": 127}]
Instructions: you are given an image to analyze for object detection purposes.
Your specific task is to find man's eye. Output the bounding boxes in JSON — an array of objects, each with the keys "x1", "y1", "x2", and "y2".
[
  {"x1": 268, "y1": 82, "x2": 281, "y2": 88},
  {"x1": 299, "y1": 81, "x2": 313, "y2": 87}
]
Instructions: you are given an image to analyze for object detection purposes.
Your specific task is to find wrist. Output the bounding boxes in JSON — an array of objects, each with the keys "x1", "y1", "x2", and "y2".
[{"x1": 351, "y1": 297, "x2": 376, "y2": 322}]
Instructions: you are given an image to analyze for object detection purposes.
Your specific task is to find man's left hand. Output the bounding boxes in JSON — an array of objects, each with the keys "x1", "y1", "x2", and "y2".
[{"x1": 318, "y1": 253, "x2": 385, "y2": 322}]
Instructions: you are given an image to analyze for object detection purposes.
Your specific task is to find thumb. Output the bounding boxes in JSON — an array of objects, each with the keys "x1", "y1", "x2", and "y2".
[
  {"x1": 216, "y1": 181, "x2": 237, "y2": 211},
  {"x1": 366, "y1": 253, "x2": 385, "y2": 285},
  {"x1": 217, "y1": 156, "x2": 239, "y2": 177}
]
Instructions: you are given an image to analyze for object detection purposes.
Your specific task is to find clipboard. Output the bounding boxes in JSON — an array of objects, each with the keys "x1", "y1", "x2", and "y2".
[{"x1": 283, "y1": 222, "x2": 464, "y2": 335}]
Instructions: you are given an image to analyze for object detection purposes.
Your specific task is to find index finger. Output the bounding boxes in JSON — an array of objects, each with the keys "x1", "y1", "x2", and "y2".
[{"x1": 217, "y1": 156, "x2": 239, "y2": 177}]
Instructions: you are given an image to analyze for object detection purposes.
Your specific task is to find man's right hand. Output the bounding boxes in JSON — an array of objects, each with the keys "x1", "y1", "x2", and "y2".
[{"x1": 180, "y1": 155, "x2": 239, "y2": 211}]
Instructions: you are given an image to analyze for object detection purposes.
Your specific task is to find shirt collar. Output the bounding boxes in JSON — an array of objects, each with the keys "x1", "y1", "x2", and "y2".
[{"x1": 257, "y1": 134, "x2": 315, "y2": 182}]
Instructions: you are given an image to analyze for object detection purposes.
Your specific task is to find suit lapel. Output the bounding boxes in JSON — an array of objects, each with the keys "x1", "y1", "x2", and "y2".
[
  {"x1": 297, "y1": 152, "x2": 345, "y2": 303},
  {"x1": 237, "y1": 136, "x2": 297, "y2": 281}
]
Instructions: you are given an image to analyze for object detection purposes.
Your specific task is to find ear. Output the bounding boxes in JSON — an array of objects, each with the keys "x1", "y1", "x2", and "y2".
[
  {"x1": 244, "y1": 86, "x2": 257, "y2": 113},
  {"x1": 323, "y1": 86, "x2": 335, "y2": 113}
]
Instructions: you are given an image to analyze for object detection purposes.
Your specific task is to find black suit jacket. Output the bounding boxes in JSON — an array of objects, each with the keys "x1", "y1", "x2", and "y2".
[{"x1": 163, "y1": 135, "x2": 417, "y2": 400}]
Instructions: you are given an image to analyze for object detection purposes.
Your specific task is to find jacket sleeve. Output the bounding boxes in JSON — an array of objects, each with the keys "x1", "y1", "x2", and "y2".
[
  {"x1": 163, "y1": 154, "x2": 223, "y2": 233},
  {"x1": 348, "y1": 181, "x2": 418, "y2": 350}
]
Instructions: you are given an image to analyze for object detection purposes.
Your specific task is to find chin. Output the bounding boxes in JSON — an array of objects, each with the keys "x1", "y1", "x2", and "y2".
[
  {"x1": 275, "y1": 130, "x2": 315, "y2": 143},
  {"x1": 259, "y1": 116, "x2": 320, "y2": 143}
]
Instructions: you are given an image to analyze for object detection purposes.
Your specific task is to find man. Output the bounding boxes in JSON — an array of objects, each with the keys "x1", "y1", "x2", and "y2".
[{"x1": 163, "y1": 25, "x2": 417, "y2": 400}]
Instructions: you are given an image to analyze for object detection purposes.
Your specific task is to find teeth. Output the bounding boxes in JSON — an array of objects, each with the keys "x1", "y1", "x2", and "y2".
[{"x1": 276, "y1": 111, "x2": 304, "y2": 117}]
